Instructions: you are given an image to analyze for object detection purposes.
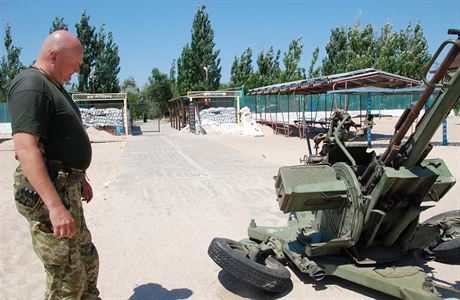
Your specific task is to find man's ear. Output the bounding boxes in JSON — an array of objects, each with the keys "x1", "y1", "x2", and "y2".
[{"x1": 49, "y1": 49, "x2": 58, "y2": 64}]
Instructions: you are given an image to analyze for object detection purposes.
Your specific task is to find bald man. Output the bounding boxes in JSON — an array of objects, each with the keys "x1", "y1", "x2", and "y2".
[{"x1": 8, "y1": 30, "x2": 100, "y2": 299}]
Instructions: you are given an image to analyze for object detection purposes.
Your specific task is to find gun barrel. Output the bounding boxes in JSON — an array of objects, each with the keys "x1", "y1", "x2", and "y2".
[
  {"x1": 403, "y1": 66, "x2": 460, "y2": 166},
  {"x1": 380, "y1": 35, "x2": 460, "y2": 167}
]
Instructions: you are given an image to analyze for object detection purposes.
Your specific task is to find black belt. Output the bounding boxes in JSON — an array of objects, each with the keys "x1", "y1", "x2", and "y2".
[
  {"x1": 59, "y1": 169, "x2": 86, "y2": 181},
  {"x1": 47, "y1": 159, "x2": 86, "y2": 182}
]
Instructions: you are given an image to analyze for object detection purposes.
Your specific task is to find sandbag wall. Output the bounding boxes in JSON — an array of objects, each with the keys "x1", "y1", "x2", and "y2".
[{"x1": 80, "y1": 107, "x2": 124, "y2": 132}]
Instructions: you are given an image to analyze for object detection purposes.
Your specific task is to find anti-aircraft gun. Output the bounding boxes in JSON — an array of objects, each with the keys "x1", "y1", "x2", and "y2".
[{"x1": 208, "y1": 30, "x2": 460, "y2": 299}]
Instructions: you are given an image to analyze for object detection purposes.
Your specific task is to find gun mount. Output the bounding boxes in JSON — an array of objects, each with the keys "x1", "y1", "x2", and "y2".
[{"x1": 209, "y1": 30, "x2": 460, "y2": 299}]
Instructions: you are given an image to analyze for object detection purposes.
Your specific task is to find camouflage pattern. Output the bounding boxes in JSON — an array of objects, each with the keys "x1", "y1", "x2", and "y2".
[{"x1": 13, "y1": 166, "x2": 100, "y2": 299}]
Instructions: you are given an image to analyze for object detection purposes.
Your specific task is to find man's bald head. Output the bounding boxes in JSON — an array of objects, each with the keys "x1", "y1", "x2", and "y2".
[
  {"x1": 35, "y1": 30, "x2": 83, "y2": 84},
  {"x1": 38, "y1": 30, "x2": 82, "y2": 62}
]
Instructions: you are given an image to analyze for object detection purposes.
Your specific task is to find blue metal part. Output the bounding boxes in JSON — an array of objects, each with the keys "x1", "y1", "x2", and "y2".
[
  {"x1": 443, "y1": 118, "x2": 448, "y2": 145},
  {"x1": 367, "y1": 92, "x2": 372, "y2": 147}
]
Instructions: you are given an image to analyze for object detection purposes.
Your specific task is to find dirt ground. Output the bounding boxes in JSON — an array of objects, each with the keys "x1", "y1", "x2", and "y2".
[{"x1": 0, "y1": 115, "x2": 459, "y2": 299}]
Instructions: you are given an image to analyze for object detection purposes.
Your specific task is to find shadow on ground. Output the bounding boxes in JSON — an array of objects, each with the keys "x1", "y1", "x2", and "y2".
[
  {"x1": 0, "y1": 137, "x2": 11, "y2": 144},
  {"x1": 128, "y1": 283, "x2": 192, "y2": 300},
  {"x1": 217, "y1": 270, "x2": 293, "y2": 299},
  {"x1": 131, "y1": 125, "x2": 143, "y2": 136}
]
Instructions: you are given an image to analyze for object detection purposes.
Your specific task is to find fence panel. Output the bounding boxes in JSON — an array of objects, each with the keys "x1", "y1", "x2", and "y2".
[{"x1": 0, "y1": 102, "x2": 10, "y2": 123}]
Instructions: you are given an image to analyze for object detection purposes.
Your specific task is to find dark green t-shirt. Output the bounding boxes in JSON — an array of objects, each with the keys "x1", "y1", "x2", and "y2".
[{"x1": 8, "y1": 67, "x2": 92, "y2": 170}]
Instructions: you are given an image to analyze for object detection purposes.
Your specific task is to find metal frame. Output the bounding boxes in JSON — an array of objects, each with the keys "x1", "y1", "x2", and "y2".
[
  {"x1": 72, "y1": 93, "x2": 129, "y2": 134},
  {"x1": 246, "y1": 68, "x2": 421, "y2": 138},
  {"x1": 186, "y1": 90, "x2": 243, "y2": 124}
]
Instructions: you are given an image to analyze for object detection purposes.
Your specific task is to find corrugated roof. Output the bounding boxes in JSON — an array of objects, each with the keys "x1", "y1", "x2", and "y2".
[
  {"x1": 248, "y1": 68, "x2": 421, "y2": 95},
  {"x1": 326, "y1": 86, "x2": 433, "y2": 95}
]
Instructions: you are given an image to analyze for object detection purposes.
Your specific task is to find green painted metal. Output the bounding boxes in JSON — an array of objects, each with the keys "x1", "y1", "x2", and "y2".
[
  {"x1": 275, "y1": 165, "x2": 348, "y2": 212},
  {"x1": 324, "y1": 262, "x2": 441, "y2": 299}
]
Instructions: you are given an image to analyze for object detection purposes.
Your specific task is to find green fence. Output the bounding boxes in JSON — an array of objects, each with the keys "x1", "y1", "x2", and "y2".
[
  {"x1": 243, "y1": 93, "x2": 426, "y2": 115},
  {"x1": 0, "y1": 102, "x2": 10, "y2": 123}
]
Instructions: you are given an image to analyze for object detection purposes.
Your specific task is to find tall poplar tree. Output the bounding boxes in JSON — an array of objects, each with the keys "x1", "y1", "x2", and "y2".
[
  {"x1": 230, "y1": 47, "x2": 253, "y2": 88},
  {"x1": 374, "y1": 23, "x2": 399, "y2": 74},
  {"x1": 322, "y1": 22, "x2": 430, "y2": 79},
  {"x1": 177, "y1": 4, "x2": 221, "y2": 95},
  {"x1": 322, "y1": 27, "x2": 348, "y2": 75},
  {"x1": 345, "y1": 24, "x2": 374, "y2": 71},
  {"x1": 399, "y1": 23, "x2": 431, "y2": 79},
  {"x1": 177, "y1": 44, "x2": 194, "y2": 95},
  {"x1": 374, "y1": 22, "x2": 430, "y2": 79},
  {"x1": 255, "y1": 46, "x2": 281, "y2": 87},
  {"x1": 169, "y1": 59, "x2": 177, "y2": 97},
  {"x1": 75, "y1": 10, "x2": 96, "y2": 92},
  {"x1": 307, "y1": 46, "x2": 321, "y2": 78},
  {"x1": 281, "y1": 37, "x2": 305, "y2": 82},
  {"x1": 93, "y1": 25, "x2": 120, "y2": 92},
  {"x1": 0, "y1": 24, "x2": 24, "y2": 100}
]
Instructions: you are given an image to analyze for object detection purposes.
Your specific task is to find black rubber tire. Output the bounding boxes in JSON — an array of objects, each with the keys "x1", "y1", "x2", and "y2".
[
  {"x1": 422, "y1": 210, "x2": 460, "y2": 263},
  {"x1": 208, "y1": 237, "x2": 291, "y2": 292},
  {"x1": 431, "y1": 237, "x2": 460, "y2": 263}
]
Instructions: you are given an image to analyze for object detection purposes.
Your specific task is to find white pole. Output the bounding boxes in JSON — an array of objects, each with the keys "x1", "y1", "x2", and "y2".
[
  {"x1": 237, "y1": 96, "x2": 241, "y2": 124},
  {"x1": 123, "y1": 94, "x2": 129, "y2": 134}
]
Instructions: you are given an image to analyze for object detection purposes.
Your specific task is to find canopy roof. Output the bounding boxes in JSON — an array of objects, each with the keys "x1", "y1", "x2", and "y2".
[
  {"x1": 326, "y1": 86, "x2": 429, "y2": 95},
  {"x1": 248, "y1": 68, "x2": 421, "y2": 95}
]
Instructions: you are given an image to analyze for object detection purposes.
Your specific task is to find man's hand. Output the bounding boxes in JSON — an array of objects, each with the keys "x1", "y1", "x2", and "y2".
[
  {"x1": 49, "y1": 205, "x2": 76, "y2": 238},
  {"x1": 82, "y1": 179, "x2": 93, "y2": 202}
]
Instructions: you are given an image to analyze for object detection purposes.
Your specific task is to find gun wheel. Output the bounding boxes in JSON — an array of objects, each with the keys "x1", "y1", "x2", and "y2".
[
  {"x1": 422, "y1": 210, "x2": 460, "y2": 264},
  {"x1": 208, "y1": 237, "x2": 291, "y2": 292}
]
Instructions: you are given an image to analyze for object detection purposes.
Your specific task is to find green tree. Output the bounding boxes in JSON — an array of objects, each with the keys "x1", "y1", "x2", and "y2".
[
  {"x1": 144, "y1": 68, "x2": 173, "y2": 116},
  {"x1": 345, "y1": 24, "x2": 374, "y2": 71},
  {"x1": 121, "y1": 76, "x2": 139, "y2": 94},
  {"x1": 374, "y1": 22, "x2": 430, "y2": 79},
  {"x1": 322, "y1": 22, "x2": 430, "y2": 79},
  {"x1": 49, "y1": 17, "x2": 68, "y2": 33},
  {"x1": 177, "y1": 4, "x2": 221, "y2": 95},
  {"x1": 281, "y1": 37, "x2": 305, "y2": 82},
  {"x1": 93, "y1": 25, "x2": 120, "y2": 92},
  {"x1": 230, "y1": 47, "x2": 253, "y2": 89},
  {"x1": 177, "y1": 44, "x2": 194, "y2": 95},
  {"x1": 255, "y1": 46, "x2": 281, "y2": 87},
  {"x1": 230, "y1": 55, "x2": 239, "y2": 85},
  {"x1": 121, "y1": 77, "x2": 142, "y2": 119},
  {"x1": 399, "y1": 22, "x2": 431, "y2": 79},
  {"x1": 322, "y1": 27, "x2": 348, "y2": 75},
  {"x1": 75, "y1": 10, "x2": 96, "y2": 92},
  {"x1": 0, "y1": 24, "x2": 24, "y2": 100},
  {"x1": 374, "y1": 23, "x2": 400, "y2": 74},
  {"x1": 169, "y1": 59, "x2": 178, "y2": 98},
  {"x1": 307, "y1": 46, "x2": 321, "y2": 78}
]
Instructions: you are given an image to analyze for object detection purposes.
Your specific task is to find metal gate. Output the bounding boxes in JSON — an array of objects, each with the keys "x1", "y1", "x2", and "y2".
[{"x1": 130, "y1": 101, "x2": 161, "y2": 134}]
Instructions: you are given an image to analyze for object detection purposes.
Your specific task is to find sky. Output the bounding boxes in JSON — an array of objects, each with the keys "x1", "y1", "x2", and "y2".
[{"x1": 1, "y1": 0, "x2": 459, "y2": 89}]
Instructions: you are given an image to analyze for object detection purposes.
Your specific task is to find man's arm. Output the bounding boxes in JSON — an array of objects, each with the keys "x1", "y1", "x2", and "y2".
[{"x1": 13, "y1": 132, "x2": 76, "y2": 238}]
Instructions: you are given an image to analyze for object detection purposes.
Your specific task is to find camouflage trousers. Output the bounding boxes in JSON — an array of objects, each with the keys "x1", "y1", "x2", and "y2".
[{"x1": 14, "y1": 166, "x2": 100, "y2": 300}]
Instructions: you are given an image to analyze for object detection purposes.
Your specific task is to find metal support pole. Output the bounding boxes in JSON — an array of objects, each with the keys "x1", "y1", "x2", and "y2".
[
  {"x1": 237, "y1": 96, "x2": 241, "y2": 124},
  {"x1": 442, "y1": 118, "x2": 448, "y2": 145},
  {"x1": 123, "y1": 95, "x2": 129, "y2": 134},
  {"x1": 367, "y1": 92, "x2": 372, "y2": 147}
]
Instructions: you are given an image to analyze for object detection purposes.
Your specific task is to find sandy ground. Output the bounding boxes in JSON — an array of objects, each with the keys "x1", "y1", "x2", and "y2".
[{"x1": 0, "y1": 115, "x2": 459, "y2": 300}]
